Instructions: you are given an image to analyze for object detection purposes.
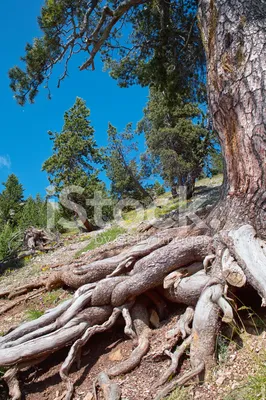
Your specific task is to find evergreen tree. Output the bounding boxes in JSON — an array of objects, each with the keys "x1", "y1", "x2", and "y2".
[
  {"x1": 8, "y1": 0, "x2": 204, "y2": 106},
  {"x1": 35, "y1": 194, "x2": 47, "y2": 228},
  {"x1": 19, "y1": 194, "x2": 47, "y2": 230},
  {"x1": 0, "y1": 224, "x2": 20, "y2": 261},
  {"x1": 42, "y1": 97, "x2": 106, "y2": 230},
  {"x1": 139, "y1": 90, "x2": 211, "y2": 198},
  {"x1": 0, "y1": 174, "x2": 24, "y2": 226},
  {"x1": 105, "y1": 123, "x2": 152, "y2": 202}
]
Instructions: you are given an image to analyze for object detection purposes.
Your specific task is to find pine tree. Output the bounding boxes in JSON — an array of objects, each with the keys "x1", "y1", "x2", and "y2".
[
  {"x1": 42, "y1": 97, "x2": 105, "y2": 231},
  {"x1": 105, "y1": 123, "x2": 152, "y2": 202},
  {"x1": 0, "y1": 174, "x2": 24, "y2": 226},
  {"x1": 139, "y1": 89, "x2": 211, "y2": 198},
  {"x1": 19, "y1": 194, "x2": 47, "y2": 230}
]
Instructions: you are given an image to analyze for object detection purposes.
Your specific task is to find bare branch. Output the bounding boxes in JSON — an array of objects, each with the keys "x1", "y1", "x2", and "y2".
[{"x1": 79, "y1": 0, "x2": 146, "y2": 71}]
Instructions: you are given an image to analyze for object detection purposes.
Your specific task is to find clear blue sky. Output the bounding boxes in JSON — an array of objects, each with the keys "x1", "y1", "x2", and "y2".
[{"x1": 0, "y1": 0, "x2": 148, "y2": 198}]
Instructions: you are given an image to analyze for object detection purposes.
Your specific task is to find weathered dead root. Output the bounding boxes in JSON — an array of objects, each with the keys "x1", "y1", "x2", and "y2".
[
  {"x1": 60, "y1": 306, "x2": 125, "y2": 400},
  {"x1": 0, "y1": 282, "x2": 45, "y2": 300}
]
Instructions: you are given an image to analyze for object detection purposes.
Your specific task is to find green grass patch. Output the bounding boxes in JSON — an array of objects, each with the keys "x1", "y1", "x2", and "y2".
[
  {"x1": 25, "y1": 309, "x2": 44, "y2": 321},
  {"x1": 43, "y1": 289, "x2": 63, "y2": 305},
  {"x1": 75, "y1": 226, "x2": 126, "y2": 257},
  {"x1": 217, "y1": 334, "x2": 230, "y2": 364},
  {"x1": 165, "y1": 387, "x2": 190, "y2": 400},
  {"x1": 122, "y1": 197, "x2": 187, "y2": 227},
  {"x1": 195, "y1": 174, "x2": 223, "y2": 188}
]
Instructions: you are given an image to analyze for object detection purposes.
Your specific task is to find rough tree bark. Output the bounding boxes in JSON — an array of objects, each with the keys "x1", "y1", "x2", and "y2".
[
  {"x1": 198, "y1": 0, "x2": 266, "y2": 232},
  {"x1": 0, "y1": 1, "x2": 266, "y2": 399}
]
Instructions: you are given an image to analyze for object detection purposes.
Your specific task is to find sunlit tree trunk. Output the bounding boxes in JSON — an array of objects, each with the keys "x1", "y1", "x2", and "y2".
[{"x1": 198, "y1": 0, "x2": 266, "y2": 233}]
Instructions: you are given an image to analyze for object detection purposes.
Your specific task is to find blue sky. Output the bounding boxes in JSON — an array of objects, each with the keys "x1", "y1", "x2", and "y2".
[{"x1": 0, "y1": 1, "x2": 148, "y2": 198}]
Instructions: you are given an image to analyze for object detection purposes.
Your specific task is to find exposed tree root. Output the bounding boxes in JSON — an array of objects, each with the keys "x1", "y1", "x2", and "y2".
[
  {"x1": 146, "y1": 307, "x2": 194, "y2": 362},
  {"x1": 0, "y1": 224, "x2": 207, "y2": 301},
  {"x1": 3, "y1": 368, "x2": 21, "y2": 400},
  {"x1": 162, "y1": 270, "x2": 210, "y2": 306},
  {"x1": 94, "y1": 372, "x2": 121, "y2": 400},
  {"x1": 0, "y1": 288, "x2": 45, "y2": 316},
  {"x1": 60, "y1": 306, "x2": 124, "y2": 400},
  {"x1": 0, "y1": 283, "x2": 44, "y2": 300},
  {"x1": 166, "y1": 307, "x2": 194, "y2": 341},
  {"x1": 222, "y1": 248, "x2": 246, "y2": 287},
  {"x1": 108, "y1": 303, "x2": 150, "y2": 377},
  {"x1": 0, "y1": 223, "x2": 265, "y2": 399},
  {"x1": 156, "y1": 334, "x2": 192, "y2": 387},
  {"x1": 122, "y1": 305, "x2": 137, "y2": 340},
  {"x1": 190, "y1": 282, "x2": 233, "y2": 373},
  {"x1": 154, "y1": 361, "x2": 205, "y2": 400},
  {"x1": 224, "y1": 225, "x2": 266, "y2": 305},
  {"x1": 163, "y1": 262, "x2": 203, "y2": 289}
]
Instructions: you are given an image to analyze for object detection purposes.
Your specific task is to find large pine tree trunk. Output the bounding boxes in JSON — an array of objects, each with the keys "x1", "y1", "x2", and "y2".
[
  {"x1": 198, "y1": 0, "x2": 266, "y2": 232},
  {"x1": 186, "y1": 0, "x2": 266, "y2": 376}
]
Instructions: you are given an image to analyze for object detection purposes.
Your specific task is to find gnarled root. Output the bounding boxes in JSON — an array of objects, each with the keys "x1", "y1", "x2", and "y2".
[
  {"x1": 223, "y1": 225, "x2": 266, "y2": 305},
  {"x1": 190, "y1": 282, "x2": 233, "y2": 373},
  {"x1": 154, "y1": 362, "x2": 205, "y2": 400},
  {"x1": 166, "y1": 306, "x2": 194, "y2": 341},
  {"x1": 163, "y1": 262, "x2": 204, "y2": 289},
  {"x1": 108, "y1": 303, "x2": 150, "y2": 377},
  {"x1": 60, "y1": 306, "x2": 124, "y2": 400},
  {"x1": 156, "y1": 334, "x2": 193, "y2": 387},
  {"x1": 94, "y1": 372, "x2": 121, "y2": 400},
  {"x1": 155, "y1": 280, "x2": 234, "y2": 399},
  {"x1": 162, "y1": 269, "x2": 211, "y2": 306},
  {"x1": 222, "y1": 248, "x2": 246, "y2": 287},
  {"x1": 3, "y1": 222, "x2": 258, "y2": 400},
  {"x1": 3, "y1": 368, "x2": 21, "y2": 400}
]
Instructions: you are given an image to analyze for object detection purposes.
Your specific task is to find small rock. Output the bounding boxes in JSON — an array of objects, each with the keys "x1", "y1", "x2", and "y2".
[
  {"x1": 150, "y1": 310, "x2": 160, "y2": 328},
  {"x1": 109, "y1": 348, "x2": 123, "y2": 361},
  {"x1": 216, "y1": 376, "x2": 225, "y2": 386}
]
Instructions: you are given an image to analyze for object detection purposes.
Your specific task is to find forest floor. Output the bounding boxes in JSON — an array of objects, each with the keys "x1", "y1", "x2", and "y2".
[{"x1": 1, "y1": 174, "x2": 266, "y2": 400}]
